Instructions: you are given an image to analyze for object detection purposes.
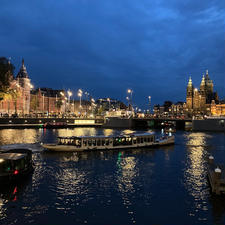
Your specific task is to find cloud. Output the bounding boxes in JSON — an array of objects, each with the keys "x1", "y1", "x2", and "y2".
[{"x1": 0, "y1": 0, "x2": 224, "y2": 107}]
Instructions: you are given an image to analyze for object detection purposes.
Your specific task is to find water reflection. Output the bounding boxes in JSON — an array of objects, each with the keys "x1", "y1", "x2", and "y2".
[
  {"x1": 103, "y1": 129, "x2": 114, "y2": 136},
  {"x1": 116, "y1": 152, "x2": 138, "y2": 224},
  {"x1": 0, "y1": 129, "x2": 41, "y2": 145},
  {"x1": 57, "y1": 128, "x2": 97, "y2": 137},
  {"x1": 184, "y1": 132, "x2": 210, "y2": 220}
]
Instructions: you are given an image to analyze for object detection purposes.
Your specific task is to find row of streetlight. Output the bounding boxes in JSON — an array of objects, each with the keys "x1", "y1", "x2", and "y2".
[
  {"x1": 126, "y1": 89, "x2": 151, "y2": 113},
  {"x1": 58, "y1": 87, "x2": 152, "y2": 115}
]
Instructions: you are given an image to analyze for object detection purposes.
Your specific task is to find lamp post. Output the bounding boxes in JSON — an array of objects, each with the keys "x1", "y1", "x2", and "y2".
[
  {"x1": 148, "y1": 96, "x2": 151, "y2": 114},
  {"x1": 107, "y1": 98, "x2": 110, "y2": 111},
  {"x1": 60, "y1": 91, "x2": 65, "y2": 115},
  {"x1": 67, "y1": 90, "x2": 72, "y2": 114},
  {"x1": 127, "y1": 89, "x2": 133, "y2": 111},
  {"x1": 84, "y1": 91, "x2": 89, "y2": 116},
  {"x1": 91, "y1": 98, "x2": 95, "y2": 115},
  {"x1": 78, "y1": 89, "x2": 83, "y2": 115}
]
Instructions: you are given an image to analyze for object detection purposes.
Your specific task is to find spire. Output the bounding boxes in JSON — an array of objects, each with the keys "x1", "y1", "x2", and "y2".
[
  {"x1": 205, "y1": 69, "x2": 209, "y2": 80},
  {"x1": 188, "y1": 77, "x2": 193, "y2": 86},
  {"x1": 200, "y1": 74, "x2": 205, "y2": 86},
  {"x1": 16, "y1": 58, "x2": 29, "y2": 79}
]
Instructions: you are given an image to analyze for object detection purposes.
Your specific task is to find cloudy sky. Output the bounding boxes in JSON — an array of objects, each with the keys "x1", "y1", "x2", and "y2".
[{"x1": 0, "y1": 0, "x2": 224, "y2": 108}]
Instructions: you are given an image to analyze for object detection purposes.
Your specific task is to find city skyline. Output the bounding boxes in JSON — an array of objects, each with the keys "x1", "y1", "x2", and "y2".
[{"x1": 1, "y1": 0, "x2": 225, "y2": 108}]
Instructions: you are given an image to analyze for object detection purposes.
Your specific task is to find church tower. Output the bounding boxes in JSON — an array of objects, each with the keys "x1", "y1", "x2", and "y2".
[
  {"x1": 199, "y1": 74, "x2": 206, "y2": 109},
  {"x1": 205, "y1": 70, "x2": 213, "y2": 103},
  {"x1": 16, "y1": 59, "x2": 31, "y2": 114},
  {"x1": 186, "y1": 77, "x2": 193, "y2": 110}
]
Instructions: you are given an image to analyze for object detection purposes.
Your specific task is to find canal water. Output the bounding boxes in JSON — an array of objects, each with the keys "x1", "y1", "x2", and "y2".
[{"x1": 0, "y1": 128, "x2": 224, "y2": 225}]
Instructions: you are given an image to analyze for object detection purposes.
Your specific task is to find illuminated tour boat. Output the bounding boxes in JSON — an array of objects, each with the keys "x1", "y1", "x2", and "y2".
[
  {"x1": 0, "y1": 149, "x2": 33, "y2": 183},
  {"x1": 42, "y1": 132, "x2": 175, "y2": 152}
]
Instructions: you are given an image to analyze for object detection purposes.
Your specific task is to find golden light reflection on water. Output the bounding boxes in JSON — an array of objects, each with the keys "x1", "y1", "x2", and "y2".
[
  {"x1": 57, "y1": 128, "x2": 97, "y2": 137},
  {"x1": 116, "y1": 153, "x2": 138, "y2": 223},
  {"x1": 55, "y1": 168, "x2": 86, "y2": 196},
  {"x1": 122, "y1": 130, "x2": 135, "y2": 135},
  {"x1": 103, "y1": 129, "x2": 114, "y2": 136},
  {"x1": 184, "y1": 132, "x2": 209, "y2": 218},
  {"x1": 0, "y1": 129, "x2": 40, "y2": 145},
  {"x1": 0, "y1": 199, "x2": 6, "y2": 219}
]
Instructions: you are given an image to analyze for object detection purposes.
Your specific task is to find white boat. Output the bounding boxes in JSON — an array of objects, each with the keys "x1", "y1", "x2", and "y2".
[{"x1": 42, "y1": 132, "x2": 175, "y2": 152}]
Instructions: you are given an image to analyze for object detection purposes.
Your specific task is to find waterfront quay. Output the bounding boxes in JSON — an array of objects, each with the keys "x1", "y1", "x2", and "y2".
[
  {"x1": 0, "y1": 115, "x2": 225, "y2": 131},
  {"x1": 0, "y1": 116, "x2": 104, "y2": 128}
]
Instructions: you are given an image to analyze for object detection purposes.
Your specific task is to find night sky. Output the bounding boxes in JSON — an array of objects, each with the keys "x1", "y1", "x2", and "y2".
[{"x1": 1, "y1": 0, "x2": 224, "y2": 109}]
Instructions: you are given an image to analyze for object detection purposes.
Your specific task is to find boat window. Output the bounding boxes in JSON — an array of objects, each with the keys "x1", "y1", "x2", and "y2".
[
  {"x1": 147, "y1": 138, "x2": 150, "y2": 142},
  {"x1": 92, "y1": 139, "x2": 96, "y2": 146},
  {"x1": 140, "y1": 138, "x2": 143, "y2": 143},
  {"x1": 88, "y1": 139, "x2": 92, "y2": 146},
  {"x1": 137, "y1": 138, "x2": 140, "y2": 144},
  {"x1": 97, "y1": 139, "x2": 101, "y2": 146},
  {"x1": 14, "y1": 159, "x2": 25, "y2": 170},
  {"x1": 0, "y1": 160, "x2": 12, "y2": 172},
  {"x1": 83, "y1": 140, "x2": 87, "y2": 146},
  {"x1": 144, "y1": 138, "x2": 147, "y2": 142},
  {"x1": 102, "y1": 140, "x2": 105, "y2": 146},
  {"x1": 133, "y1": 138, "x2": 137, "y2": 144},
  {"x1": 105, "y1": 139, "x2": 109, "y2": 146}
]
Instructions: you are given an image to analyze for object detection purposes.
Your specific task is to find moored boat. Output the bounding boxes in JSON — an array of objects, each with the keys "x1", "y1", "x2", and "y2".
[
  {"x1": 42, "y1": 132, "x2": 175, "y2": 152},
  {"x1": 0, "y1": 149, "x2": 34, "y2": 183}
]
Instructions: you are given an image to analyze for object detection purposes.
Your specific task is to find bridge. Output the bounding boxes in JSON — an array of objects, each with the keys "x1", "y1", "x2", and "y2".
[{"x1": 132, "y1": 117, "x2": 192, "y2": 129}]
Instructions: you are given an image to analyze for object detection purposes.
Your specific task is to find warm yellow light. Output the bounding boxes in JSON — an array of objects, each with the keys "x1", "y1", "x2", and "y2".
[
  {"x1": 67, "y1": 90, "x2": 72, "y2": 97},
  {"x1": 60, "y1": 91, "x2": 64, "y2": 96},
  {"x1": 0, "y1": 159, "x2": 4, "y2": 163},
  {"x1": 127, "y1": 89, "x2": 132, "y2": 93}
]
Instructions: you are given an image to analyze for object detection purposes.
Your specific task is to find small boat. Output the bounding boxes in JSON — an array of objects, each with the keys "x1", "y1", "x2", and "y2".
[
  {"x1": 164, "y1": 127, "x2": 176, "y2": 133},
  {"x1": 42, "y1": 132, "x2": 175, "y2": 152},
  {"x1": 0, "y1": 149, "x2": 34, "y2": 183}
]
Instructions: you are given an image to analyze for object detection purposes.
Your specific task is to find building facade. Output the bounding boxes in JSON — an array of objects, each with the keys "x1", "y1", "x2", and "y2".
[
  {"x1": 0, "y1": 59, "x2": 32, "y2": 115},
  {"x1": 186, "y1": 70, "x2": 218, "y2": 115}
]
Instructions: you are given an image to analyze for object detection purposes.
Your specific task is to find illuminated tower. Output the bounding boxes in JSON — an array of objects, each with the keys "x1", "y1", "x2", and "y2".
[
  {"x1": 16, "y1": 59, "x2": 31, "y2": 114},
  {"x1": 186, "y1": 77, "x2": 193, "y2": 110},
  {"x1": 199, "y1": 74, "x2": 206, "y2": 109}
]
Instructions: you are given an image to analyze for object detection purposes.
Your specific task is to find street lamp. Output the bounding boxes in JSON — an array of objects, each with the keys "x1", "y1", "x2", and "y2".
[
  {"x1": 107, "y1": 98, "x2": 110, "y2": 111},
  {"x1": 148, "y1": 96, "x2": 151, "y2": 114},
  {"x1": 127, "y1": 89, "x2": 133, "y2": 110},
  {"x1": 67, "y1": 90, "x2": 72, "y2": 114},
  {"x1": 77, "y1": 89, "x2": 83, "y2": 109}
]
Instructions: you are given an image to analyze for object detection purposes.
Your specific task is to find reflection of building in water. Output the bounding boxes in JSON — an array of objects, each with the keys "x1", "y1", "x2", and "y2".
[
  {"x1": 0, "y1": 198, "x2": 7, "y2": 219},
  {"x1": 116, "y1": 153, "x2": 138, "y2": 223},
  {"x1": 103, "y1": 129, "x2": 114, "y2": 136},
  {"x1": 0, "y1": 129, "x2": 38, "y2": 144},
  {"x1": 57, "y1": 128, "x2": 97, "y2": 138},
  {"x1": 184, "y1": 133, "x2": 209, "y2": 218}
]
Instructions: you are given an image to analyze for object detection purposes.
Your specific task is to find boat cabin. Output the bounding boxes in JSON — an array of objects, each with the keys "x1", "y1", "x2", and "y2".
[
  {"x1": 0, "y1": 149, "x2": 33, "y2": 177},
  {"x1": 57, "y1": 133, "x2": 155, "y2": 149}
]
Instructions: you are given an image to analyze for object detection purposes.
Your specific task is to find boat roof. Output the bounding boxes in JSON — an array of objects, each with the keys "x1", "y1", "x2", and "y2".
[
  {"x1": 0, "y1": 153, "x2": 26, "y2": 161},
  {"x1": 58, "y1": 132, "x2": 155, "y2": 139}
]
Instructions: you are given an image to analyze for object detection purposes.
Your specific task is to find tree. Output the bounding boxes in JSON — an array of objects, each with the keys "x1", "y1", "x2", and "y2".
[
  {"x1": 0, "y1": 57, "x2": 14, "y2": 90},
  {"x1": 0, "y1": 57, "x2": 15, "y2": 100}
]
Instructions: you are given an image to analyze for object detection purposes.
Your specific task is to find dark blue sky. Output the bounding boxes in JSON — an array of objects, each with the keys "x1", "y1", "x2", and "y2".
[{"x1": 1, "y1": 0, "x2": 224, "y2": 109}]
